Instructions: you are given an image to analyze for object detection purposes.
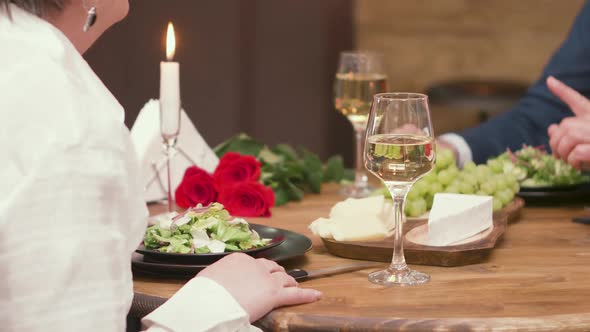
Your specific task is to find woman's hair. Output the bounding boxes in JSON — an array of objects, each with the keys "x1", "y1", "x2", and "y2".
[{"x1": 1, "y1": 0, "x2": 67, "y2": 17}]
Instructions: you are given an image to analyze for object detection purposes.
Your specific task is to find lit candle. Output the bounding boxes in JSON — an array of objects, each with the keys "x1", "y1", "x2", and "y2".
[{"x1": 160, "y1": 22, "x2": 181, "y2": 142}]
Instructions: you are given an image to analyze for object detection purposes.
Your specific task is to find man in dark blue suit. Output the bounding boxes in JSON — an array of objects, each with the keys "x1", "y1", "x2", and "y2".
[{"x1": 439, "y1": 1, "x2": 590, "y2": 169}]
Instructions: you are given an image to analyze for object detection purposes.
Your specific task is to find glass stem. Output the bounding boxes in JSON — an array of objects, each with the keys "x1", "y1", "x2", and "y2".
[
  {"x1": 354, "y1": 127, "x2": 367, "y2": 187},
  {"x1": 387, "y1": 184, "x2": 410, "y2": 271},
  {"x1": 165, "y1": 144, "x2": 174, "y2": 213}
]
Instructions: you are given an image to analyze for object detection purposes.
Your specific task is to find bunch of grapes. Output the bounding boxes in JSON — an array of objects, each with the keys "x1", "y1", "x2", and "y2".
[{"x1": 402, "y1": 149, "x2": 520, "y2": 217}]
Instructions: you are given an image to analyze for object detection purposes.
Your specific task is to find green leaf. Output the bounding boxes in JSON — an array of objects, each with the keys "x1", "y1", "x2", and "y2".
[
  {"x1": 213, "y1": 133, "x2": 264, "y2": 158},
  {"x1": 341, "y1": 168, "x2": 355, "y2": 183},
  {"x1": 323, "y1": 155, "x2": 345, "y2": 182},
  {"x1": 273, "y1": 187, "x2": 290, "y2": 206},
  {"x1": 273, "y1": 144, "x2": 299, "y2": 161},
  {"x1": 301, "y1": 149, "x2": 323, "y2": 193},
  {"x1": 258, "y1": 147, "x2": 283, "y2": 164},
  {"x1": 284, "y1": 179, "x2": 305, "y2": 200}
]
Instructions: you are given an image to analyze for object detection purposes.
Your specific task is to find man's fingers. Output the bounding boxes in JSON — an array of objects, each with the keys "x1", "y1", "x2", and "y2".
[
  {"x1": 555, "y1": 135, "x2": 577, "y2": 161},
  {"x1": 547, "y1": 76, "x2": 590, "y2": 117},
  {"x1": 549, "y1": 125, "x2": 566, "y2": 157},
  {"x1": 277, "y1": 287, "x2": 322, "y2": 307},
  {"x1": 548, "y1": 124, "x2": 558, "y2": 137},
  {"x1": 567, "y1": 144, "x2": 590, "y2": 170}
]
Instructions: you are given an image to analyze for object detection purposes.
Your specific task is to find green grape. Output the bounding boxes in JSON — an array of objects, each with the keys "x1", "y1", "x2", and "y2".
[
  {"x1": 475, "y1": 190, "x2": 488, "y2": 196},
  {"x1": 494, "y1": 189, "x2": 513, "y2": 206},
  {"x1": 447, "y1": 165, "x2": 460, "y2": 177},
  {"x1": 461, "y1": 174, "x2": 478, "y2": 187},
  {"x1": 437, "y1": 169, "x2": 455, "y2": 186},
  {"x1": 425, "y1": 193, "x2": 434, "y2": 210},
  {"x1": 500, "y1": 188, "x2": 515, "y2": 205},
  {"x1": 459, "y1": 182, "x2": 475, "y2": 194},
  {"x1": 413, "y1": 180, "x2": 429, "y2": 196},
  {"x1": 463, "y1": 161, "x2": 477, "y2": 172},
  {"x1": 475, "y1": 165, "x2": 491, "y2": 184},
  {"x1": 437, "y1": 149, "x2": 455, "y2": 169},
  {"x1": 406, "y1": 198, "x2": 427, "y2": 217},
  {"x1": 407, "y1": 186, "x2": 421, "y2": 200},
  {"x1": 493, "y1": 198, "x2": 503, "y2": 211},
  {"x1": 423, "y1": 172, "x2": 438, "y2": 184},
  {"x1": 487, "y1": 159, "x2": 504, "y2": 174},
  {"x1": 494, "y1": 176, "x2": 508, "y2": 191},
  {"x1": 480, "y1": 181, "x2": 497, "y2": 195},
  {"x1": 444, "y1": 185, "x2": 460, "y2": 193},
  {"x1": 511, "y1": 182, "x2": 520, "y2": 194},
  {"x1": 429, "y1": 182, "x2": 444, "y2": 196}
]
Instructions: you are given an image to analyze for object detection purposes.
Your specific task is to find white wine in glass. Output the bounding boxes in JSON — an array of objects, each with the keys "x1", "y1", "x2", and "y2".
[
  {"x1": 334, "y1": 51, "x2": 387, "y2": 198},
  {"x1": 364, "y1": 93, "x2": 435, "y2": 286}
]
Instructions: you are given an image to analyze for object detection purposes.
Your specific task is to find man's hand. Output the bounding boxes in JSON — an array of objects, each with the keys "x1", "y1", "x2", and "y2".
[
  {"x1": 546, "y1": 76, "x2": 590, "y2": 169},
  {"x1": 197, "y1": 253, "x2": 322, "y2": 323}
]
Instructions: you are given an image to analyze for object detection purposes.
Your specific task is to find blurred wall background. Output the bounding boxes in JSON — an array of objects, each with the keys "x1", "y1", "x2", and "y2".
[
  {"x1": 355, "y1": 0, "x2": 584, "y2": 134},
  {"x1": 85, "y1": 0, "x2": 584, "y2": 165}
]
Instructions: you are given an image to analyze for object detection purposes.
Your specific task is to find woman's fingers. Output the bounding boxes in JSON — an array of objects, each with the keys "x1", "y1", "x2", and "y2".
[
  {"x1": 271, "y1": 271, "x2": 298, "y2": 288},
  {"x1": 257, "y1": 258, "x2": 285, "y2": 273},
  {"x1": 276, "y1": 287, "x2": 322, "y2": 307}
]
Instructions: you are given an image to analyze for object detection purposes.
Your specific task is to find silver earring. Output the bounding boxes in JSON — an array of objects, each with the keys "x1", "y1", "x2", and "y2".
[{"x1": 83, "y1": 6, "x2": 97, "y2": 32}]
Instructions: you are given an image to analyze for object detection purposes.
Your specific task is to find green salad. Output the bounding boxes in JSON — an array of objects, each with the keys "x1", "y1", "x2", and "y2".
[
  {"x1": 488, "y1": 145, "x2": 590, "y2": 188},
  {"x1": 144, "y1": 203, "x2": 271, "y2": 254}
]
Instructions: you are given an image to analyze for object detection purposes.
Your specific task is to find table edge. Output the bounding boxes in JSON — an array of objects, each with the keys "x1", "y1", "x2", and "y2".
[{"x1": 258, "y1": 311, "x2": 590, "y2": 332}]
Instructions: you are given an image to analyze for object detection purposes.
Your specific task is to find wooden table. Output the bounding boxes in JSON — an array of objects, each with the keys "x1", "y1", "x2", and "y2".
[{"x1": 134, "y1": 185, "x2": 590, "y2": 331}]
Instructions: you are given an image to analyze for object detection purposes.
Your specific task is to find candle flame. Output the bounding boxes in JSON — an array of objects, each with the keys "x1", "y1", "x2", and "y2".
[{"x1": 166, "y1": 22, "x2": 176, "y2": 61}]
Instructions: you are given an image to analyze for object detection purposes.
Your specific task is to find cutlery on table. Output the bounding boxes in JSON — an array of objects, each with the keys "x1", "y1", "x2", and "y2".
[{"x1": 287, "y1": 262, "x2": 383, "y2": 281}]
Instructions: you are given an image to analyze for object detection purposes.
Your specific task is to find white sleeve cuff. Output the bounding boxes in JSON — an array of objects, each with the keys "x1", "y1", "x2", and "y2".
[
  {"x1": 439, "y1": 133, "x2": 473, "y2": 168},
  {"x1": 141, "y1": 277, "x2": 260, "y2": 332}
]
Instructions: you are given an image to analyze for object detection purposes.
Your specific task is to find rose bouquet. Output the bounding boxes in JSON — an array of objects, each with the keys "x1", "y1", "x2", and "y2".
[{"x1": 175, "y1": 133, "x2": 352, "y2": 217}]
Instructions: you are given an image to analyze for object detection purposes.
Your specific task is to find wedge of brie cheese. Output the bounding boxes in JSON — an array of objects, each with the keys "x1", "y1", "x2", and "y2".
[
  {"x1": 309, "y1": 196, "x2": 393, "y2": 241},
  {"x1": 427, "y1": 193, "x2": 493, "y2": 246}
]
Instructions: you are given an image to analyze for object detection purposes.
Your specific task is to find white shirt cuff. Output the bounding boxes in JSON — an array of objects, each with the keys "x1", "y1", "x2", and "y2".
[
  {"x1": 439, "y1": 133, "x2": 473, "y2": 168},
  {"x1": 141, "y1": 277, "x2": 261, "y2": 332}
]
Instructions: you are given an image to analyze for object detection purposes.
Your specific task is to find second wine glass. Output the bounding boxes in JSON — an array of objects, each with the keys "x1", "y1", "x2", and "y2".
[
  {"x1": 364, "y1": 92, "x2": 436, "y2": 286},
  {"x1": 334, "y1": 51, "x2": 388, "y2": 198}
]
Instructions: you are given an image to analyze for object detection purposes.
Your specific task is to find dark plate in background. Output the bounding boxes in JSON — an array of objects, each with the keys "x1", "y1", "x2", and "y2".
[
  {"x1": 136, "y1": 224, "x2": 285, "y2": 265},
  {"x1": 517, "y1": 182, "x2": 590, "y2": 206},
  {"x1": 132, "y1": 226, "x2": 313, "y2": 277}
]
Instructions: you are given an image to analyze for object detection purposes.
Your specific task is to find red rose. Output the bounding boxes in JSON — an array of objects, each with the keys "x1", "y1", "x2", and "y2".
[
  {"x1": 218, "y1": 182, "x2": 275, "y2": 217},
  {"x1": 213, "y1": 152, "x2": 261, "y2": 190},
  {"x1": 175, "y1": 166, "x2": 218, "y2": 209}
]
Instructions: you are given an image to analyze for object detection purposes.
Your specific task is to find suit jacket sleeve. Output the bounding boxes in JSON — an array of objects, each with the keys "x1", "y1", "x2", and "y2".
[{"x1": 459, "y1": 1, "x2": 590, "y2": 163}]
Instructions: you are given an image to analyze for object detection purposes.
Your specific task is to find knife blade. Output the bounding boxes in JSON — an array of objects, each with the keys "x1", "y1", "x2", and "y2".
[{"x1": 287, "y1": 262, "x2": 383, "y2": 281}]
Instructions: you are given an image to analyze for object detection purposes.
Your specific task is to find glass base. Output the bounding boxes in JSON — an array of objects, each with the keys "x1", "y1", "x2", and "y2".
[
  {"x1": 339, "y1": 183, "x2": 374, "y2": 198},
  {"x1": 368, "y1": 266, "x2": 430, "y2": 286}
]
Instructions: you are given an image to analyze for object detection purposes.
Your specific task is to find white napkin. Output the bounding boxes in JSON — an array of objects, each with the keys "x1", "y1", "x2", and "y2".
[{"x1": 131, "y1": 99, "x2": 219, "y2": 202}]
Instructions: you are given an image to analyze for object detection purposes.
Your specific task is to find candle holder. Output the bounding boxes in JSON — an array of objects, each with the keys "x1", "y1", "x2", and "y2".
[{"x1": 159, "y1": 22, "x2": 181, "y2": 213}]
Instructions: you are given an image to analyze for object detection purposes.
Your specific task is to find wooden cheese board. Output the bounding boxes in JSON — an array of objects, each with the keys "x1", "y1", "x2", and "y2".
[{"x1": 321, "y1": 197, "x2": 524, "y2": 267}]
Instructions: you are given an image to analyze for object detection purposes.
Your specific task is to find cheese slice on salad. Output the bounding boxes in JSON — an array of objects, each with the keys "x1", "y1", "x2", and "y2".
[
  {"x1": 427, "y1": 193, "x2": 493, "y2": 246},
  {"x1": 309, "y1": 196, "x2": 393, "y2": 241}
]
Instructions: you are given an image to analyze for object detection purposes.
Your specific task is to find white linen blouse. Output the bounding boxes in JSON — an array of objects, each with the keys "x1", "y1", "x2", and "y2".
[{"x1": 0, "y1": 5, "x2": 259, "y2": 332}]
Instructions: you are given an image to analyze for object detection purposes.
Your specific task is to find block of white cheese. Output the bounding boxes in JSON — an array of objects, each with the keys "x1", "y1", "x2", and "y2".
[
  {"x1": 309, "y1": 196, "x2": 393, "y2": 242},
  {"x1": 427, "y1": 193, "x2": 493, "y2": 246}
]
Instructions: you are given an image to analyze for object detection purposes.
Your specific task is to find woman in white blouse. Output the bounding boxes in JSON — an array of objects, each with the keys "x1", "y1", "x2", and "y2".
[{"x1": 0, "y1": 1, "x2": 321, "y2": 331}]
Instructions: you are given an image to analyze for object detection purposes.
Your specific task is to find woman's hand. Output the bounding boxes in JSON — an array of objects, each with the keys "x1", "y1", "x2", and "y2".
[
  {"x1": 546, "y1": 76, "x2": 590, "y2": 169},
  {"x1": 197, "y1": 253, "x2": 322, "y2": 323}
]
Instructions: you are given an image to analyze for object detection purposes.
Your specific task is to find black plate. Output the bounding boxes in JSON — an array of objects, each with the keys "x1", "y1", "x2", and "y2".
[
  {"x1": 517, "y1": 182, "x2": 590, "y2": 206},
  {"x1": 132, "y1": 225, "x2": 312, "y2": 277},
  {"x1": 136, "y1": 224, "x2": 286, "y2": 265},
  {"x1": 519, "y1": 182, "x2": 589, "y2": 192}
]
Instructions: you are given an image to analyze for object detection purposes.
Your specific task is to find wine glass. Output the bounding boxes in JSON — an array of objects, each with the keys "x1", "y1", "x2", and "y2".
[
  {"x1": 160, "y1": 98, "x2": 181, "y2": 213},
  {"x1": 364, "y1": 93, "x2": 435, "y2": 286},
  {"x1": 334, "y1": 51, "x2": 388, "y2": 198}
]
